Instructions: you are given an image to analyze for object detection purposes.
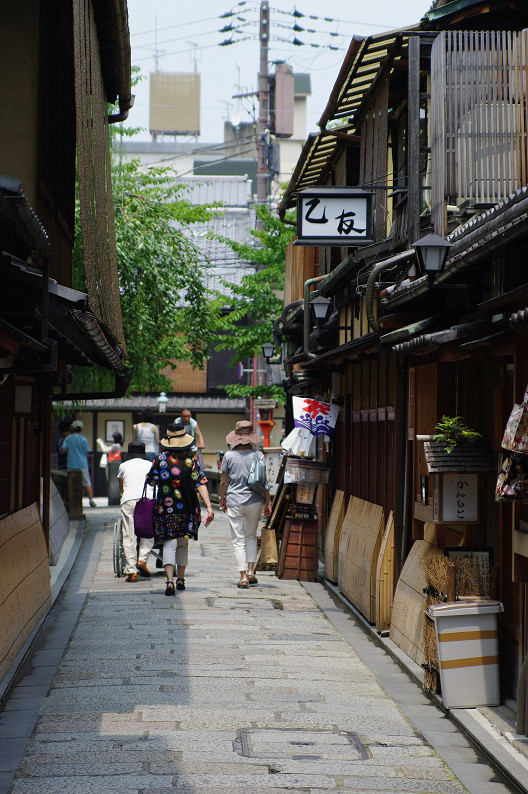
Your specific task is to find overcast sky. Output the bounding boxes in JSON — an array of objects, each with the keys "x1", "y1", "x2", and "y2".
[{"x1": 126, "y1": 1, "x2": 432, "y2": 143}]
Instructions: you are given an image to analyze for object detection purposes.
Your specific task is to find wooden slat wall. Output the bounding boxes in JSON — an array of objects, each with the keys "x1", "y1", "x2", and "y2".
[
  {"x1": 284, "y1": 240, "x2": 318, "y2": 306},
  {"x1": 338, "y1": 496, "x2": 385, "y2": 623},
  {"x1": 0, "y1": 504, "x2": 51, "y2": 683},
  {"x1": 359, "y1": 77, "x2": 389, "y2": 241},
  {"x1": 0, "y1": 377, "x2": 13, "y2": 515},
  {"x1": 431, "y1": 29, "x2": 528, "y2": 234},
  {"x1": 376, "y1": 511, "x2": 395, "y2": 633},
  {"x1": 336, "y1": 356, "x2": 397, "y2": 526},
  {"x1": 323, "y1": 489, "x2": 345, "y2": 584}
]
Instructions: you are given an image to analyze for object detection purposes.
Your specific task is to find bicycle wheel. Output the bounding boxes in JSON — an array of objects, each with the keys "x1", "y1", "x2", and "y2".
[{"x1": 113, "y1": 518, "x2": 125, "y2": 577}]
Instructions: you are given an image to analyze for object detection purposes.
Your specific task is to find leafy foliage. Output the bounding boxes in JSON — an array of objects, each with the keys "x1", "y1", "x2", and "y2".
[
  {"x1": 213, "y1": 204, "x2": 295, "y2": 362},
  {"x1": 71, "y1": 132, "x2": 222, "y2": 393},
  {"x1": 221, "y1": 383, "x2": 285, "y2": 404},
  {"x1": 433, "y1": 415, "x2": 482, "y2": 453}
]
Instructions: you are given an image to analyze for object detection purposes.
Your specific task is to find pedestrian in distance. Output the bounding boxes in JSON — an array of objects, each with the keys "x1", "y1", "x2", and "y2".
[
  {"x1": 60, "y1": 419, "x2": 96, "y2": 507},
  {"x1": 219, "y1": 420, "x2": 271, "y2": 589},
  {"x1": 145, "y1": 422, "x2": 214, "y2": 596},
  {"x1": 178, "y1": 407, "x2": 205, "y2": 467},
  {"x1": 97, "y1": 431, "x2": 123, "y2": 463},
  {"x1": 56, "y1": 421, "x2": 70, "y2": 470},
  {"x1": 133, "y1": 409, "x2": 159, "y2": 462},
  {"x1": 117, "y1": 441, "x2": 155, "y2": 582}
]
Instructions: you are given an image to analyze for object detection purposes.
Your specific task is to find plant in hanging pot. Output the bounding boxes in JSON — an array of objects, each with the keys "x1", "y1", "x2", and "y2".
[{"x1": 433, "y1": 415, "x2": 482, "y2": 454}]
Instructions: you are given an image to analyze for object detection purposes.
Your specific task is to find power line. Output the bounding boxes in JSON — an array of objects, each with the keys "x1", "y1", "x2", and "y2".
[
  {"x1": 120, "y1": 135, "x2": 256, "y2": 168},
  {"x1": 170, "y1": 147, "x2": 257, "y2": 177},
  {"x1": 271, "y1": 6, "x2": 397, "y2": 30},
  {"x1": 133, "y1": 23, "x2": 254, "y2": 52},
  {"x1": 131, "y1": 14, "x2": 227, "y2": 38}
]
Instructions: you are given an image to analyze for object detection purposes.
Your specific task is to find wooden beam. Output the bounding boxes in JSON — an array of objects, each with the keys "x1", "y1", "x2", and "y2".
[{"x1": 407, "y1": 36, "x2": 421, "y2": 244}]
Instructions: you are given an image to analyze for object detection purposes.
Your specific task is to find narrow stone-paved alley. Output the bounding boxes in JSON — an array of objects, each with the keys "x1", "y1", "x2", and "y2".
[{"x1": 0, "y1": 506, "x2": 521, "y2": 793}]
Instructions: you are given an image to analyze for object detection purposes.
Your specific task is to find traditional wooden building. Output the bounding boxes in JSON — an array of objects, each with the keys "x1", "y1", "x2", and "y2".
[
  {"x1": 277, "y1": 0, "x2": 528, "y2": 702},
  {"x1": 0, "y1": 0, "x2": 131, "y2": 688}
]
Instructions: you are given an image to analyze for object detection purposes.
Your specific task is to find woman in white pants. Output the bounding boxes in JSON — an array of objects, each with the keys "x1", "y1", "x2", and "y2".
[
  {"x1": 219, "y1": 421, "x2": 271, "y2": 588},
  {"x1": 146, "y1": 423, "x2": 214, "y2": 595}
]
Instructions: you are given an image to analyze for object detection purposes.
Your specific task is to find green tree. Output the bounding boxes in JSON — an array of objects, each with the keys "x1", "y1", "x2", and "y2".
[
  {"x1": 212, "y1": 203, "x2": 295, "y2": 404},
  {"x1": 71, "y1": 137, "x2": 222, "y2": 393},
  {"x1": 214, "y1": 203, "x2": 294, "y2": 359}
]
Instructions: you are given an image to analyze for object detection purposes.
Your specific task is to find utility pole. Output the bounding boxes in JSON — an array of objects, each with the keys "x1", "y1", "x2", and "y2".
[{"x1": 257, "y1": 0, "x2": 270, "y2": 214}]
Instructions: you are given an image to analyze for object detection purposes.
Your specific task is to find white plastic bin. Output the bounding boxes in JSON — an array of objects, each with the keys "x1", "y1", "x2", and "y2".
[{"x1": 427, "y1": 600, "x2": 504, "y2": 708}]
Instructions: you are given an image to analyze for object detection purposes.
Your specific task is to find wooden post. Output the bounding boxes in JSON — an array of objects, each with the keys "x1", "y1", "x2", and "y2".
[
  {"x1": 408, "y1": 36, "x2": 421, "y2": 245},
  {"x1": 41, "y1": 384, "x2": 52, "y2": 551},
  {"x1": 447, "y1": 562, "x2": 456, "y2": 603}
]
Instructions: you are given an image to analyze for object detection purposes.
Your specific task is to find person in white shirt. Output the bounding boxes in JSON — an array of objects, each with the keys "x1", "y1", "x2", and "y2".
[{"x1": 117, "y1": 441, "x2": 155, "y2": 582}]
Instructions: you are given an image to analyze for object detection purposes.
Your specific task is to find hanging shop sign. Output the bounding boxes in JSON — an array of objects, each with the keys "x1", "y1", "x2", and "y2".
[
  {"x1": 433, "y1": 473, "x2": 479, "y2": 523},
  {"x1": 292, "y1": 396, "x2": 340, "y2": 437},
  {"x1": 295, "y1": 187, "x2": 373, "y2": 246}
]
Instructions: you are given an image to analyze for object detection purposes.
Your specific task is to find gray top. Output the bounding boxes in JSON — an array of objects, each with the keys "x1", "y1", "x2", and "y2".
[{"x1": 221, "y1": 448, "x2": 265, "y2": 507}]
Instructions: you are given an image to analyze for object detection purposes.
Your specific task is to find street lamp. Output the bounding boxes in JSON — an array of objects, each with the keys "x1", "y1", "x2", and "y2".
[
  {"x1": 157, "y1": 391, "x2": 168, "y2": 413},
  {"x1": 261, "y1": 341, "x2": 275, "y2": 360},
  {"x1": 412, "y1": 231, "x2": 452, "y2": 282},
  {"x1": 310, "y1": 294, "x2": 332, "y2": 323}
]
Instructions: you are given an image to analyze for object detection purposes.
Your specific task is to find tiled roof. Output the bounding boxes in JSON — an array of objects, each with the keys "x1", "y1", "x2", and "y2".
[{"x1": 56, "y1": 394, "x2": 247, "y2": 412}]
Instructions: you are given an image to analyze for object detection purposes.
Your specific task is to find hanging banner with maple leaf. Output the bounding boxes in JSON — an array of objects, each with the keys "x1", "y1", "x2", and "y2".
[{"x1": 292, "y1": 396, "x2": 340, "y2": 437}]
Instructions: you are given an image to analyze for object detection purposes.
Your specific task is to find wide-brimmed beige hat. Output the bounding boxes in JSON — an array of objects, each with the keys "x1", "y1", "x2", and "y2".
[
  {"x1": 226, "y1": 420, "x2": 259, "y2": 447},
  {"x1": 160, "y1": 422, "x2": 194, "y2": 450}
]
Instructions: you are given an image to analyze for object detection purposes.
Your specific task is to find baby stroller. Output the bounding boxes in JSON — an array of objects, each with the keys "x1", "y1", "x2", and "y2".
[{"x1": 112, "y1": 517, "x2": 164, "y2": 577}]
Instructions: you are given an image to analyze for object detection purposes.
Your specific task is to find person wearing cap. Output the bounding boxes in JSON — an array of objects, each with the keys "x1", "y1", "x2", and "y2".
[
  {"x1": 219, "y1": 420, "x2": 272, "y2": 588},
  {"x1": 145, "y1": 422, "x2": 214, "y2": 596},
  {"x1": 60, "y1": 419, "x2": 96, "y2": 507},
  {"x1": 117, "y1": 441, "x2": 155, "y2": 582}
]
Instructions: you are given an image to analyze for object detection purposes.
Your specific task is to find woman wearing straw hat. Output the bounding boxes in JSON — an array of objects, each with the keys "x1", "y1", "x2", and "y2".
[
  {"x1": 146, "y1": 422, "x2": 214, "y2": 596},
  {"x1": 219, "y1": 420, "x2": 272, "y2": 588}
]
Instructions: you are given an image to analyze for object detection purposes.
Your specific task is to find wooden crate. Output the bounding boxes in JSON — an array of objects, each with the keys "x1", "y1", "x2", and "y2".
[
  {"x1": 389, "y1": 525, "x2": 442, "y2": 666},
  {"x1": 375, "y1": 511, "x2": 395, "y2": 633},
  {"x1": 323, "y1": 489, "x2": 345, "y2": 584},
  {"x1": 278, "y1": 518, "x2": 318, "y2": 581},
  {"x1": 338, "y1": 496, "x2": 384, "y2": 623}
]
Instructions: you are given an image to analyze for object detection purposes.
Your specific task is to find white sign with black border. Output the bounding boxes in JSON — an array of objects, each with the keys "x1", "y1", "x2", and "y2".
[{"x1": 295, "y1": 187, "x2": 373, "y2": 246}]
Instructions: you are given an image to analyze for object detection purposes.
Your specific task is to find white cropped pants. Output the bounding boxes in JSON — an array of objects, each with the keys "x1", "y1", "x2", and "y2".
[
  {"x1": 226, "y1": 500, "x2": 263, "y2": 571},
  {"x1": 162, "y1": 536, "x2": 189, "y2": 567}
]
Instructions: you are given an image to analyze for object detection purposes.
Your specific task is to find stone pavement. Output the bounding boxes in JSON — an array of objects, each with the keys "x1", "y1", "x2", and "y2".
[{"x1": 0, "y1": 504, "x2": 523, "y2": 793}]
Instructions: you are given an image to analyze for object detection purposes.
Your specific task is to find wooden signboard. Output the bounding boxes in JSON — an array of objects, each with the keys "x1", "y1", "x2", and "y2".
[
  {"x1": 433, "y1": 473, "x2": 479, "y2": 523},
  {"x1": 265, "y1": 450, "x2": 283, "y2": 497}
]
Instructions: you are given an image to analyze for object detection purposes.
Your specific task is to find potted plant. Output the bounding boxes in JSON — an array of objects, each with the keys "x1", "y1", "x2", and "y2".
[{"x1": 433, "y1": 415, "x2": 482, "y2": 453}]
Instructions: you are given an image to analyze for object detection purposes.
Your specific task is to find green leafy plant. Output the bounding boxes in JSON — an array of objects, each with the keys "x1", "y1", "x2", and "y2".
[
  {"x1": 71, "y1": 78, "x2": 223, "y2": 393},
  {"x1": 220, "y1": 383, "x2": 285, "y2": 405},
  {"x1": 213, "y1": 203, "x2": 295, "y2": 363},
  {"x1": 433, "y1": 416, "x2": 482, "y2": 453}
]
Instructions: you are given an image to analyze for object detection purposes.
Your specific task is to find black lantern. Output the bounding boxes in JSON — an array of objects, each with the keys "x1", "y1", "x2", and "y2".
[
  {"x1": 261, "y1": 342, "x2": 275, "y2": 360},
  {"x1": 310, "y1": 294, "x2": 332, "y2": 322},
  {"x1": 412, "y1": 232, "x2": 452, "y2": 281}
]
